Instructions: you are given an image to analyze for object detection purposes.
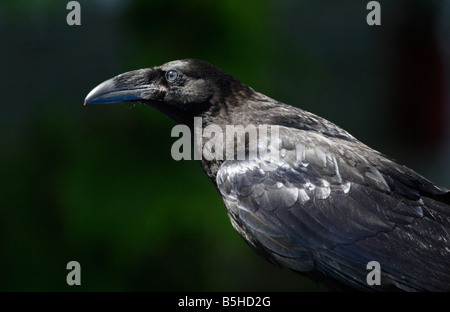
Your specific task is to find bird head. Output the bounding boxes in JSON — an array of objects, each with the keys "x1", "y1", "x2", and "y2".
[{"x1": 84, "y1": 59, "x2": 248, "y2": 126}]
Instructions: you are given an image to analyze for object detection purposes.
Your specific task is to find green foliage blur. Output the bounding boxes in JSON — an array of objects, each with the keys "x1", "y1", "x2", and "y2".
[{"x1": 0, "y1": 0, "x2": 448, "y2": 291}]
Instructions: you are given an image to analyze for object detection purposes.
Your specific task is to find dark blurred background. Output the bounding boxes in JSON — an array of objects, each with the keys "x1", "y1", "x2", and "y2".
[{"x1": 0, "y1": 0, "x2": 449, "y2": 291}]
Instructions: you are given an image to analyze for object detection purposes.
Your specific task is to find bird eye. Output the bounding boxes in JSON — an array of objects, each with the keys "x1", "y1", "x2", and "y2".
[{"x1": 166, "y1": 70, "x2": 179, "y2": 82}]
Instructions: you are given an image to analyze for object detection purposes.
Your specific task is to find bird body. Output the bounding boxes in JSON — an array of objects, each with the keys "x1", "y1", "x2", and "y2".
[{"x1": 85, "y1": 59, "x2": 450, "y2": 291}]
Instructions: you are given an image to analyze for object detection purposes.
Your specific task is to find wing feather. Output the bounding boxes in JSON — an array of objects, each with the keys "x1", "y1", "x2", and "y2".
[{"x1": 216, "y1": 127, "x2": 450, "y2": 291}]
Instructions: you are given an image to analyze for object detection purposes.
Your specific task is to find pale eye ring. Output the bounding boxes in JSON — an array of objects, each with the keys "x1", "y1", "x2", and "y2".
[{"x1": 166, "y1": 70, "x2": 179, "y2": 82}]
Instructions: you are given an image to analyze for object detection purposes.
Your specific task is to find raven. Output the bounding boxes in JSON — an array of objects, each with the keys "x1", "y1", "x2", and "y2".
[{"x1": 85, "y1": 59, "x2": 450, "y2": 291}]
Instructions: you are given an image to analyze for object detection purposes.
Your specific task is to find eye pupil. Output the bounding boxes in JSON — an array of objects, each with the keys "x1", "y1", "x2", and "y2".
[{"x1": 166, "y1": 70, "x2": 178, "y2": 82}]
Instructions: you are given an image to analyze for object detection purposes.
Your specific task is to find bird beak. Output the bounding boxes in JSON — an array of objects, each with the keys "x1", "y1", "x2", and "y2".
[{"x1": 84, "y1": 68, "x2": 165, "y2": 106}]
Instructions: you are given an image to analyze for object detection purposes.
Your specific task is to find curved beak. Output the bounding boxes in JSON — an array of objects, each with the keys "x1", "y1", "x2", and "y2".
[{"x1": 84, "y1": 68, "x2": 165, "y2": 105}]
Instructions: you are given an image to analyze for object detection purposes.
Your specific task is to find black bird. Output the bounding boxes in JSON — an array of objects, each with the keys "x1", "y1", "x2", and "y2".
[{"x1": 85, "y1": 59, "x2": 450, "y2": 291}]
